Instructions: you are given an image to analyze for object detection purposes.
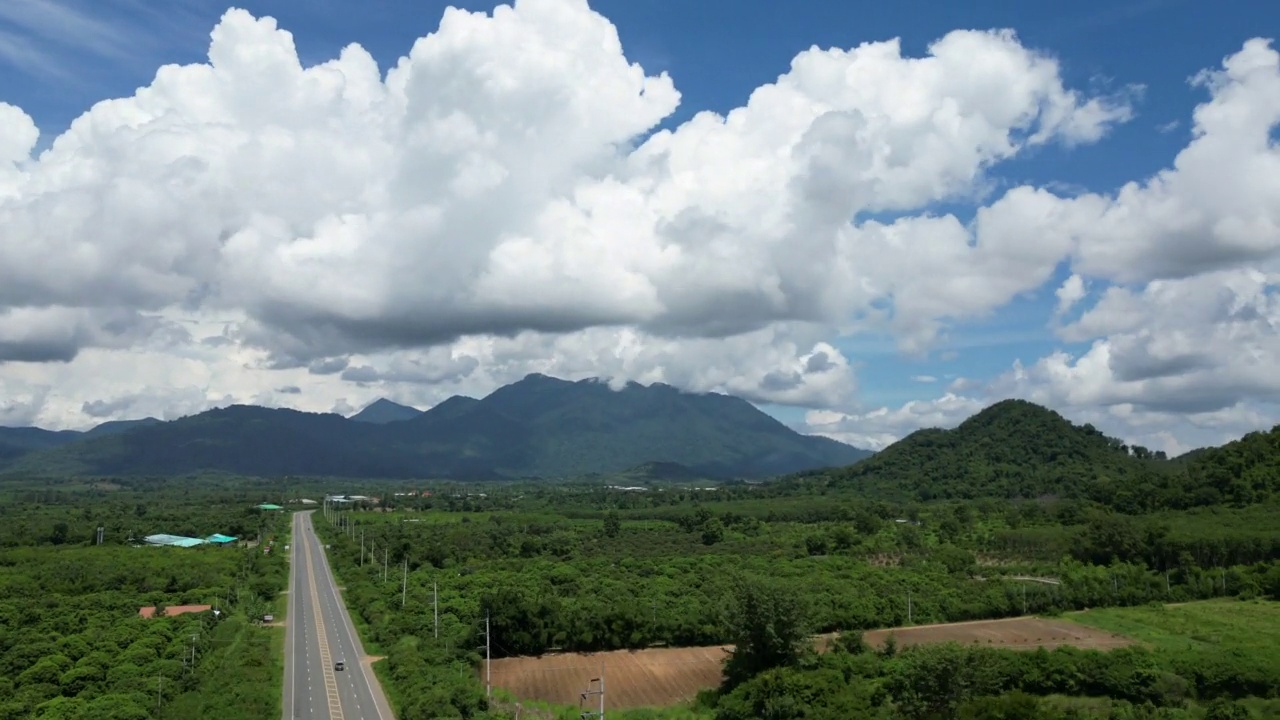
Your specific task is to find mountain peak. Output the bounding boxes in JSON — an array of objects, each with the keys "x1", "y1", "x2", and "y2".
[
  {"x1": 350, "y1": 398, "x2": 422, "y2": 424},
  {"x1": 518, "y1": 372, "x2": 572, "y2": 385},
  {"x1": 825, "y1": 398, "x2": 1148, "y2": 501}
]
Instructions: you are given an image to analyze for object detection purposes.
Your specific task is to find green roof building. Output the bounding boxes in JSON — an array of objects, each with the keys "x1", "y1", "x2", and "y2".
[
  {"x1": 205, "y1": 534, "x2": 238, "y2": 544},
  {"x1": 255, "y1": 504, "x2": 284, "y2": 511}
]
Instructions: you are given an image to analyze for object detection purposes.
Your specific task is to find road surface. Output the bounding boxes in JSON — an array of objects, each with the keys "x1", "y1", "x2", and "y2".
[{"x1": 284, "y1": 511, "x2": 396, "y2": 720}]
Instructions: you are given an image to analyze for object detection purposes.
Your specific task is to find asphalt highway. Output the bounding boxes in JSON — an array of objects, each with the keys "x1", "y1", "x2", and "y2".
[{"x1": 283, "y1": 510, "x2": 396, "y2": 720}]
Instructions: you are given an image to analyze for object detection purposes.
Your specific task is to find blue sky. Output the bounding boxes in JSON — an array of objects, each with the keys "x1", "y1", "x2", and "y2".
[{"x1": 2, "y1": 0, "x2": 1279, "y2": 452}]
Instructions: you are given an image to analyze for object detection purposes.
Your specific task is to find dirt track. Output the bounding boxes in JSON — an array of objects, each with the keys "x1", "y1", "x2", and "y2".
[{"x1": 489, "y1": 617, "x2": 1132, "y2": 711}]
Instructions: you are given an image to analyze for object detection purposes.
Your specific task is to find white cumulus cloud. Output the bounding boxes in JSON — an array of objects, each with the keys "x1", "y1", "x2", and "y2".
[{"x1": 1, "y1": 1, "x2": 1275, "y2": 456}]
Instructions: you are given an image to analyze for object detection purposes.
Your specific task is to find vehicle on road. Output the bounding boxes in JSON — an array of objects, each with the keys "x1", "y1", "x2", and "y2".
[{"x1": 334, "y1": 660, "x2": 345, "y2": 671}]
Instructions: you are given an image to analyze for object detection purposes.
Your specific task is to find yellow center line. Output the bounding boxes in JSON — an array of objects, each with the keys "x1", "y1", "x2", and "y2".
[{"x1": 304, "y1": 522, "x2": 345, "y2": 720}]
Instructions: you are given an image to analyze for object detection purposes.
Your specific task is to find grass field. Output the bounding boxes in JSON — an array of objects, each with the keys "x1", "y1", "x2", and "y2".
[
  {"x1": 1065, "y1": 599, "x2": 1280, "y2": 654},
  {"x1": 1067, "y1": 599, "x2": 1280, "y2": 714}
]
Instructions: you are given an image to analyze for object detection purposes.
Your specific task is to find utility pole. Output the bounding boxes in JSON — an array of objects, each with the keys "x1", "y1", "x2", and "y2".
[
  {"x1": 907, "y1": 590, "x2": 912, "y2": 625},
  {"x1": 487, "y1": 613, "x2": 492, "y2": 698},
  {"x1": 384, "y1": 548, "x2": 388, "y2": 583},
  {"x1": 1221, "y1": 567, "x2": 1226, "y2": 595},
  {"x1": 580, "y1": 665, "x2": 605, "y2": 719},
  {"x1": 360, "y1": 531, "x2": 365, "y2": 566},
  {"x1": 434, "y1": 581, "x2": 439, "y2": 639},
  {"x1": 189, "y1": 634, "x2": 198, "y2": 674},
  {"x1": 402, "y1": 558, "x2": 408, "y2": 608}
]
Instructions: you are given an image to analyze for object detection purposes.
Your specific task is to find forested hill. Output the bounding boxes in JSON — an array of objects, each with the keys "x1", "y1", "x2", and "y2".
[
  {"x1": 814, "y1": 399, "x2": 1280, "y2": 512},
  {"x1": 820, "y1": 400, "x2": 1171, "y2": 506},
  {"x1": 1179, "y1": 424, "x2": 1280, "y2": 506},
  {"x1": 0, "y1": 374, "x2": 871, "y2": 479}
]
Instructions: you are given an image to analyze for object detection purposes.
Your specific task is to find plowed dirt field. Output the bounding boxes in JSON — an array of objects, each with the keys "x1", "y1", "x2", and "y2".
[
  {"x1": 489, "y1": 617, "x2": 1132, "y2": 711},
  {"x1": 490, "y1": 644, "x2": 730, "y2": 711}
]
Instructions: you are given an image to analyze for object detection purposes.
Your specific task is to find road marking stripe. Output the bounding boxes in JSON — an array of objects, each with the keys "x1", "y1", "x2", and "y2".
[{"x1": 303, "y1": 528, "x2": 345, "y2": 720}]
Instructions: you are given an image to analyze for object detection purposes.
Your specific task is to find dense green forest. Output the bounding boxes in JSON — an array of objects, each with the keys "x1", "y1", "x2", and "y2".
[
  {"x1": 314, "y1": 477, "x2": 1280, "y2": 718},
  {"x1": 795, "y1": 400, "x2": 1280, "y2": 511},
  {"x1": 0, "y1": 480, "x2": 290, "y2": 720}
]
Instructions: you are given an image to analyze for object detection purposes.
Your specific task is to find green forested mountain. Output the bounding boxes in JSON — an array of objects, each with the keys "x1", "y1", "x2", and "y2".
[
  {"x1": 0, "y1": 418, "x2": 161, "y2": 463},
  {"x1": 1180, "y1": 424, "x2": 1280, "y2": 506},
  {"x1": 816, "y1": 399, "x2": 1279, "y2": 511},
  {"x1": 11, "y1": 405, "x2": 415, "y2": 478},
  {"x1": 0, "y1": 426, "x2": 81, "y2": 463},
  {"x1": 820, "y1": 399, "x2": 1163, "y2": 502},
  {"x1": 1, "y1": 374, "x2": 870, "y2": 479},
  {"x1": 349, "y1": 398, "x2": 422, "y2": 424},
  {"x1": 393, "y1": 373, "x2": 872, "y2": 478}
]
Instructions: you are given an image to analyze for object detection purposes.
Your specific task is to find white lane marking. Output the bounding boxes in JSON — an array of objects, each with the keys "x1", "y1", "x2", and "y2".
[{"x1": 310, "y1": 516, "x2": 390, "y2": 720}]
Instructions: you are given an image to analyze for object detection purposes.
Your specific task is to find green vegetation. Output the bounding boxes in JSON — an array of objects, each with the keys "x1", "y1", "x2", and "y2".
[
  {"x1": 1068, "y1": 601, "x2": 1280, "y2": 699},
  {"x1": 4, "y1": 397, "x2": 1280, "y2": 718},
  {"x1": 0, "y1": 480, "x2": 290, "y2": 719},
  {"x1": 712, "y1": 625, "x2": 1280, "y2": 719},
  {"x1": 314, "y1": 487, "x2": 1280, "y2": 718},
  {"x1": 300, "y1": 400, "x2": 1280, "y2": 718},
  {"x1": 1, "y1": 374, "x2": 869, "y2": 479},
  {"x1": 808, "y1": 400, "x2": 1280, "y2": 512}
]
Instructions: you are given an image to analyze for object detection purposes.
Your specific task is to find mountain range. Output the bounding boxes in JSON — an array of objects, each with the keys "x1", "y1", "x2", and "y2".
[{"x1": 0, "y1": 374, "x2": 872, "y2": 479}]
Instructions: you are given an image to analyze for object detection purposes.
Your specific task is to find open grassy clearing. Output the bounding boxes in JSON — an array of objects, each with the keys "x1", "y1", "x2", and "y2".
[{"x1": 1065, "y1": 598, "x2": 1280, "y2": 653}]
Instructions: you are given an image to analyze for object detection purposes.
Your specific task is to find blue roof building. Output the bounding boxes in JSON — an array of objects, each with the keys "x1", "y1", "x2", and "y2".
[{"x1": 143, "y1": 534, "x2": 207, "y2": 548}]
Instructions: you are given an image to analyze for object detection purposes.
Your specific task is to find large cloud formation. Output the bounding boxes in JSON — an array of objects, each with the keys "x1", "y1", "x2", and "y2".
[
  {"x1": 0, "y1": 0, "x2": 1276, "y2": 453},
  {"x1": 809, "y1": 38, "x2": 1280, "y2": 453}
]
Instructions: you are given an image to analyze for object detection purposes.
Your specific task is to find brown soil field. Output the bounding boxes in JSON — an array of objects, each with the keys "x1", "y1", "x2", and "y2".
[
  {"x1": 834, "y1": 616, "x2": 1133, "y2": 652},
  {"x1": 489, "y1": 617, "x2": 1132, "y2": 711},
  {"x1": 489, "y1": 645, "x2": 730, "y2": 711}
]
